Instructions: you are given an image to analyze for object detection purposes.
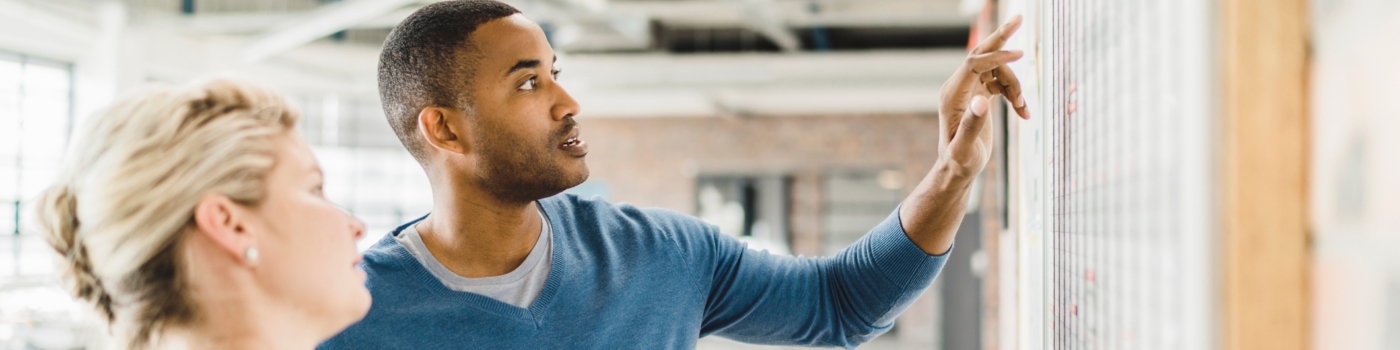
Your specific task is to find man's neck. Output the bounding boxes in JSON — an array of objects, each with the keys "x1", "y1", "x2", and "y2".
[{"x1": 415, "y1": 179, "x2": 543, "y2": 278}]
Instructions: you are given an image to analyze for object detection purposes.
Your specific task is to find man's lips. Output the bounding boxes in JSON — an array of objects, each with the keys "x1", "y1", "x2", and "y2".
[
  {"x1": 558, "y1": 126, "x2": 588, "y2": 156},
  {"x1": 559, "y1": 126, "x2": 583, "y2": 148}
]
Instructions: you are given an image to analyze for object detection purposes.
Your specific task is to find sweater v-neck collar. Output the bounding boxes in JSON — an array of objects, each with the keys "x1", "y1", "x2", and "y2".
[{"x1": 386, "y1": 198, "x2": 567, "y2": 328}]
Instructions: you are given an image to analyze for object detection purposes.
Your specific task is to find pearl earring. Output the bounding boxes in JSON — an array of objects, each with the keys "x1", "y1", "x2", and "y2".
[{"x1": 244, "y1": 246, "x2": 259, "y2": 263}]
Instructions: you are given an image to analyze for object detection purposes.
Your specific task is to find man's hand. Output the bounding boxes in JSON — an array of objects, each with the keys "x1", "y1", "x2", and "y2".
[
  {"x1": 938, "y1": 15, "x2": 1029, "y2": 179},
  {"x1": 899, "y1": 15, "x2": 1028, "y2": 255}
]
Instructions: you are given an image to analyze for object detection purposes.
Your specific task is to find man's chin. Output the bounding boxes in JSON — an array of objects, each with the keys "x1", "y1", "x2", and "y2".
[
  {"x1": 534, "y1": 161, "x2": 589, "y2": 200},
  {"x1": 564, "y1": 163, "x2": 590, "y2": 189}
]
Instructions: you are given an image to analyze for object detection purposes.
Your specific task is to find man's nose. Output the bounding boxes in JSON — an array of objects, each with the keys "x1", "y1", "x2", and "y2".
[{"x1": 552, "y1": 81, "x2": 581, "y2": 120}]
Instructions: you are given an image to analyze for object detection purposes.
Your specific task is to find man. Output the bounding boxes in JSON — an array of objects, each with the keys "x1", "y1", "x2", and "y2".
[{"x1": 320, "y1": 0, "x2": 1027, "y2": 348}]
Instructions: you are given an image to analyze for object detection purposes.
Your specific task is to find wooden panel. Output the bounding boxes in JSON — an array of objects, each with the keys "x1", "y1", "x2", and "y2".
[{"x1": 1220, "y1": 0, "x2": 1310, "y2": 348}]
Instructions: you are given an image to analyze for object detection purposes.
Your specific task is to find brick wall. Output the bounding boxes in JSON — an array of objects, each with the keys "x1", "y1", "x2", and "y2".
[
  {"x1": 579, "y1": 113, "x2": 948, "y2": 348},
  {"x1": 578, "y1": 113, "x2": 943, "y2": 257}
]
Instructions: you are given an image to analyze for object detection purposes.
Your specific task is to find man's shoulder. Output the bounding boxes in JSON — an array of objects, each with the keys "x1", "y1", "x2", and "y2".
[
  {"x1": 356, "y1": 233, "x2": 421, "y2": 285},
  {"x1": 540, "y1": 193, "x2": 713, "y2": 237},
  {"x1": 539, "y1": 194, "x2": 727, "y2": 263}
]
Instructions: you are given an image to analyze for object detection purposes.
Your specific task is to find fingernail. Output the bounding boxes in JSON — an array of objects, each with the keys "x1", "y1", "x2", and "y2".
[
  {"x1": 1017, "y1": 96, "x2": 1026, "y2": 108},
  {"x1": 971, "y1": 96, "x2": 989, "y2": 117}
]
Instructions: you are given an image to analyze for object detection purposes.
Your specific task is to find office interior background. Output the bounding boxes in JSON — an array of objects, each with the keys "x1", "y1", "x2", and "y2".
[{"x1": 0, "y1": 0, "x2": 1393, "y2": 349}]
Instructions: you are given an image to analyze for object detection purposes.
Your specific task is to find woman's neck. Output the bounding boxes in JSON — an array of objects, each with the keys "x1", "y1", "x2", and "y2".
[
  {"x1": 172, "y1": 239, "x2": 324, "y2": 350},
  {"x1": 165, "y1": 292, "x2": 320, "y2": 350}
]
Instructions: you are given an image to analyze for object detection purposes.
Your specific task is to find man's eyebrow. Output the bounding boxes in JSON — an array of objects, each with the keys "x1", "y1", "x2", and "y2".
[
  {"x1": 505, "y1": 59, "x2": 541, "y2": 77},
  {"x1": 503, "y1": 56, "x2": 559, "y2": 77}
]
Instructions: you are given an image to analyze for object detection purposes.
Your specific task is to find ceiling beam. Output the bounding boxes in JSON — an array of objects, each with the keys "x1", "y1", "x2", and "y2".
[
  {"x1": 0, "y1": 0, "x2": 98, "y2": 43},
  {"x1": 163, "y1": 1, "x2": 970, "y2": 35},
  {"x1": 734, "y1": 0, "x2": 800, "y2": 52},
  {"x1": 242, "y1": 0, "x2": 419, "y2": 64}
]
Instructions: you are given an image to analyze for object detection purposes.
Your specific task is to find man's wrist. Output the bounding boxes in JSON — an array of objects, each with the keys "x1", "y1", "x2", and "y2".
[
  {"x1": 897, "y1": 158, "x2": 977, "y2": 256},
  {"x1": 932, "y1": 158, "x2": 978, "y2": 190}
]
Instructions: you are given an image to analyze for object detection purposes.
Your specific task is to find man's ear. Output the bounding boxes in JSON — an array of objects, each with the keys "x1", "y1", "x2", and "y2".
[
  {"x1": 192, "y1": 193, "x2": 257, "y2": 265},
  {"x1": 418, "y1": 106, "x2": 470, "y2": 156}
]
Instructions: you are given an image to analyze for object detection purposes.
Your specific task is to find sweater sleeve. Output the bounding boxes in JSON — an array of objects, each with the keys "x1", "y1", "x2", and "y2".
[{"x1": 681, "y1": 204, "x2": 950, "y2": 349}]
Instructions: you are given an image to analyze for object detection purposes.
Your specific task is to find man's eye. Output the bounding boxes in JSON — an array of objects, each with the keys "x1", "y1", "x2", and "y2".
[
  {"x1": 551, "y1": 69, "x2": 561, "y2": 80},
  {"x1": 519, "y1": 78, "x2": 536, "y2": 90}
]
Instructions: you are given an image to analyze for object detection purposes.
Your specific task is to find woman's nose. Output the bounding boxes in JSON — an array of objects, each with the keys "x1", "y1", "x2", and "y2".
[{"x1": 348, "y1": 215, "x2": 366, "y2": 240}]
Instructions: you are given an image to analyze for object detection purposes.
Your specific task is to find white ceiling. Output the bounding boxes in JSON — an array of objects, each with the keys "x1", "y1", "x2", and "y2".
[{"x1": 0, "y1": 0, "x2": 975, "y2": 130}]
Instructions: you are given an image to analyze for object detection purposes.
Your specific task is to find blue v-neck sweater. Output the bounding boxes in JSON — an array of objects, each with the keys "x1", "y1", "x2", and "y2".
[{"x1": 319, "y1": 194, "x2": 948, "y2": 349}]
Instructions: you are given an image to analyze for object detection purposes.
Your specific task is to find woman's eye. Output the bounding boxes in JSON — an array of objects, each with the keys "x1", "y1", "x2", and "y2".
[
  {"x1": 313, "y1": 185, "x2": 324, "y2": 196},
  {"x1": 519, "y1": 78, "x2": 536, "y2": 90},
  {"x1": 551, "y1": 70, "x2": 561, "y2": 80}
]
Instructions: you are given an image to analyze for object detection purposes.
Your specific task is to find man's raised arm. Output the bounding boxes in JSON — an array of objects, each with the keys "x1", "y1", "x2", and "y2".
[
  {"x1": 692, "y1": 16, "x2": 1031, "y2": 348},
  {"x1": 899, "y1": 15, "x2": 1029, "y2": 256}
]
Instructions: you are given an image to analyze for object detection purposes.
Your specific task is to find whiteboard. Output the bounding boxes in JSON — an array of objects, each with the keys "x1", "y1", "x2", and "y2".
[{"x1": 1000, "y1": 0, "x2": 1216, "y2": 349}]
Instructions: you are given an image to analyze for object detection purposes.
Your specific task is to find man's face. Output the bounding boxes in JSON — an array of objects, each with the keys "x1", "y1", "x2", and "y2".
[{"x1": 459, "y1": 14, "x2": 587, "y2": 203}]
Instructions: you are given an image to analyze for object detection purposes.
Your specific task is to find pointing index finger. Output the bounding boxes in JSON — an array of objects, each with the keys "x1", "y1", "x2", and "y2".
[
  {"x1": 941, "y1": 48, "x2": 1023, "y2": 129},
  {"x1": 973, "y1": 15, "x2": 1024, "y2": 55}
]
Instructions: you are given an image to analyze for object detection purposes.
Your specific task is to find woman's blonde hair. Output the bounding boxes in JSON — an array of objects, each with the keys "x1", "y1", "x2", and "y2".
[{"x1": 34, "y1": 79, "x2": 299, "y2": 349}]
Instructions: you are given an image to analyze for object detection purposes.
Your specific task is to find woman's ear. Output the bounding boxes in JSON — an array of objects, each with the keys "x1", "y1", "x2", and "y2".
[
  {"x1": 418, "y1": 106, "x2": 470, "y2": 156},
  {"x1": 192, "y1": 193, "x2": 257, "y2": 266}
]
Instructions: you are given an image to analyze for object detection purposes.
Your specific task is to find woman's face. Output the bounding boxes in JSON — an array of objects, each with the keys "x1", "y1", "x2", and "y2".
[{"x1": 246, "y1": 131, "x2": 370, "y2": 337}]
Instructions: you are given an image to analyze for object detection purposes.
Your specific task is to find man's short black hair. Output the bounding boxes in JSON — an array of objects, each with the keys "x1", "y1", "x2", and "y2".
[{"x1": 378, "y1": 0, "x2": 521, "y2": 163}]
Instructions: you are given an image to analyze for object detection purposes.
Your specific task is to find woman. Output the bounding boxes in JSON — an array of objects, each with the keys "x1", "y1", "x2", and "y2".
[{"x1": 34, "y1": 80, "x2": 371, "y2": 349}]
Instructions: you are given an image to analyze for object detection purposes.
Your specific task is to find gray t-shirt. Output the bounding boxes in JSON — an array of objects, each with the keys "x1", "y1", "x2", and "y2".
[{"x1": 395, "y1": 208, "x2": 552, "y2": 308}]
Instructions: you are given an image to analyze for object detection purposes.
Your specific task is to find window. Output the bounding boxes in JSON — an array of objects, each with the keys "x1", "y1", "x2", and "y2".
[
  {"x1": 0, "y1": 52, "x2": 86, "y2": 349},
  {"x1": 0, "y1": 51, "x2": 72, "y2": 282},
  {"x1": 696, "y1": 175, "x2": 791, "y2": 255},
  {"x1": 292, "y1": 93, "x2": 435, "y2": 250}
]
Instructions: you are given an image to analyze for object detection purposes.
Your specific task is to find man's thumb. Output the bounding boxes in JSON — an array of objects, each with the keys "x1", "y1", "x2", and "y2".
[{"x1": 953, "y1": 95, "x2": 990, "y2": 144}]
